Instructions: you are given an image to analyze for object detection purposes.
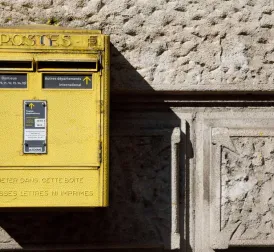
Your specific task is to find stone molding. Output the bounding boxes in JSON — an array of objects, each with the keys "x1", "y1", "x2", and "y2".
[{"x1": 201, "y1": 115, "x2": 274, "y2": 250}]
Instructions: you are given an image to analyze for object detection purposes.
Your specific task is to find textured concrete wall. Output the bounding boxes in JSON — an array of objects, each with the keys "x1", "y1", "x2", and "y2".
[
  {"x1": 1, "y1": 0, "x2": 274, "y2": 252},
  {"x1": 3, "y1": 0, "x2": 274, "y2": 92}
]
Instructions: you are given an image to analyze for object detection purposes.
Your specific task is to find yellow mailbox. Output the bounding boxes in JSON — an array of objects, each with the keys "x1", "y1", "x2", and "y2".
[{"x1": 0, "y1": 25, "x2": 109, "y2": 207}]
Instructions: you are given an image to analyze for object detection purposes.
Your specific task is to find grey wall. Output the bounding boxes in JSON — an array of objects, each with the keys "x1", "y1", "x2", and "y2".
[
  {"x1": 1, "y1": 0, "x2": 274, "y2": 251},
  {"x1": 5, "y1": 0, "x2": 274, "y2": 92}
]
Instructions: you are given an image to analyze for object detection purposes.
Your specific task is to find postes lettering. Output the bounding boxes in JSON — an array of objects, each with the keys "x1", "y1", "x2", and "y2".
[{"x1": 0, "y1": 34, "x2": 72, "y2": 47}]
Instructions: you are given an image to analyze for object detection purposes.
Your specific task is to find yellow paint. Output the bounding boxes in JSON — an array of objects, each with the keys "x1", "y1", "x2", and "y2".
[
  {"x1": 0, "y1": 25, "x2": 103, "y2": 51},
  {"x1": 0, "y1": 169, "x2": 99, "y2": 207},
  {"x1": 0, "y1": 25, "x2": 110, "y2": 207}
]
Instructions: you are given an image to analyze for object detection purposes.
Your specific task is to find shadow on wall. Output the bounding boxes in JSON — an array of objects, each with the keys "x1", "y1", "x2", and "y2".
[{"x1": 0, "y1": 44, "x2": 193, "y2": 251}]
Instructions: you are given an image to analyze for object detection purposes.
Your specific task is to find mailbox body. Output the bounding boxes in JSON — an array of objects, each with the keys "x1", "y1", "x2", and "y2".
[{"x1": 0, "y1": 25, "x2": 109, "y2": 207}]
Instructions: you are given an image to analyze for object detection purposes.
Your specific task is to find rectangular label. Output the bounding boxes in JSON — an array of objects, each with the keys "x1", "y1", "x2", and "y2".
[
  {"x1": 25, "y1": 129, "x2": 46, "y2": 141},
  {"x1": 0, "y1": 74, "x2": 27, "y2": 88},
  {"x1": 35, "y1": 119, "x2": 45, "y2": 128},
  {"x1": 43, "y1": 75, "x2": 92, "y2": 89},
  {"x1": 24, "y1": 100, "x2": 47, "y2": 154}
]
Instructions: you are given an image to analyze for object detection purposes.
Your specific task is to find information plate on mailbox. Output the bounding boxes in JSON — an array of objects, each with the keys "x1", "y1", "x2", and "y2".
[
  {"x1": 0, "y1": 74, "x2": 27, "y2": 88},
  {"x1": 24, "y1": 100, "x2": 47, "y2": 154},
  {"x1": 43, "y1": 75, "x2": 92, "y2": 89}
]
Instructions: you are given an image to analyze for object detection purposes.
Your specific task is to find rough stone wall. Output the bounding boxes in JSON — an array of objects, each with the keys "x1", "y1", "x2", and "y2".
[
  {"x1": 2, "y1": 0, "x2": 274, "y2": 92},
  {"x1": 221, "y1": 137, "x2": 274, "y2": 241},
  {"x1": 1, "y1": 0, "x2": 274, "y2": 252}
]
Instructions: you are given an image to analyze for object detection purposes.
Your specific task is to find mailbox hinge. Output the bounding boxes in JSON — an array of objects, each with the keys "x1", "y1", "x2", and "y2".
[
  {"x1": 100, "y1": 100, "x2": 104, "y2": 114},
  {"x1": 98, "y1": 141, "x2": 102, "y2": 164},
  {"x1": 99, "y1": 52, "x2": 102, "y2": 76}
]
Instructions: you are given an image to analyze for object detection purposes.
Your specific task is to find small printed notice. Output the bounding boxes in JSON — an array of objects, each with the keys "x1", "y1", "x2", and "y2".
[
  {"x1": 0, "y1": 74, "x2": 27, "y2": 88},
  {"x1": 24, "y1": 100, "x2": 47, "y2": 154},
  {"x1": 35, "y1": 119, "x2": 45, "y2": 128},
  {"x1": 43, "y1": 75, "x2": 92, "y2": 89}
]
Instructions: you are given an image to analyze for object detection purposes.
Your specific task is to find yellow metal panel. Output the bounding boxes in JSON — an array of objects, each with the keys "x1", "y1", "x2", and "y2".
[
  {"x1": 0, "y1": 72, "x2": 101, "y2": 167},
  {"x1": 0, "y1": 169, "x2": 100, "y2": 207},
  {"x1": 100, "y1": 35, "x2": 110, "y2": 206},
  {"x1": 0, "y1": 26, "x2": 109, "y2": 207}
]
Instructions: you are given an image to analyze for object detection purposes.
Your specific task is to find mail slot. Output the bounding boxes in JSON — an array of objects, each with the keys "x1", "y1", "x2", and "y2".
[{"x1": 0, "y1": 25, "x2": 110, "y2": 207}]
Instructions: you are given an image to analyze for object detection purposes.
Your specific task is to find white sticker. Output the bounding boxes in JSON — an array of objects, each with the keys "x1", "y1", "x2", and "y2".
[
  {"x1": 29, "y1": 147, "x2": 43, "y2": 152},
  {"x1": 35, "y1": 119, "x2": 45, "y2": 127},
  {"x1": 24, "y1": 129, "x2": 46, "y2": 141}
]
